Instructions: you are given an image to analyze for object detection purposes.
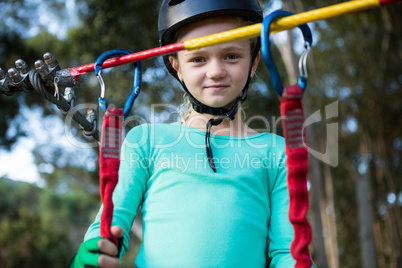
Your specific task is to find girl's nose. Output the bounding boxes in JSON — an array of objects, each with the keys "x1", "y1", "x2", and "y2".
[{"x1": 206, "y1": 59, "x2": 226, "y2": 79}]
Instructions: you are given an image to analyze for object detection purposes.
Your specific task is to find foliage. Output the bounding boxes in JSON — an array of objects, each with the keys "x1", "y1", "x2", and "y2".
[
  {"x1": 293, "y1": 0, "x2": 402, "y2": 266},
  {"x1": 0, "y1": 178, "x2": 98, "y2": 267},
  {"x1": 0, "y1": 0, "x2": 401, "y2": 267},
  {"x1": 0, "y1": 1, "x2": 69, "y2": 150}
]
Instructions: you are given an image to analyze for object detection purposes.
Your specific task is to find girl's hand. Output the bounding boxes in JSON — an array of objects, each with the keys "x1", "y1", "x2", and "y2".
[{"x1": 70, "y1": 226, "x2": 123, "y2": 268}]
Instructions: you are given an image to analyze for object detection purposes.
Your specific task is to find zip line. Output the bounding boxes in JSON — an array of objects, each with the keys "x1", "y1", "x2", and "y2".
[
  {"x1": 1, "y1": 0, "x2": 400, "y2": 139},
  {"x1": 0, "y1": 1, "x2": 400, "y2": 266},
  {"x1": 69, "y1": 0, "x2": 400, "y2": 77}
]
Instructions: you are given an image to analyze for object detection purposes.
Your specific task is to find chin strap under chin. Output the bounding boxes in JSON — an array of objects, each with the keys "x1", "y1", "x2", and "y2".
[
  {"x1": 179, "y1": 72, "x2": 252, "y2": 173},
  {"x1": 204, "y1": 99, "x2": 242, "y2": 172}
]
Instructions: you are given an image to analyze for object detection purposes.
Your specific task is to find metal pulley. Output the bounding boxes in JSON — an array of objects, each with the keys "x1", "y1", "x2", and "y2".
[{"x1": 8, "y1": 60, "x2": 33, "y2": 93}]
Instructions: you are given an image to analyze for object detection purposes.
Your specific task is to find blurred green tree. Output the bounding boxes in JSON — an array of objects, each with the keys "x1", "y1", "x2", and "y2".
[
  {"x1": 0, "y1": 178, "x2": 97, "y2": 267},
  {"x1": 1, "y1": 0, "x2": 401, "y2": 267}
]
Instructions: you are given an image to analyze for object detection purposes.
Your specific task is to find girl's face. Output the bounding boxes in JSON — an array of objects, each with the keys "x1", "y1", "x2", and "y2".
[{"x1": 170, "y1": 17, "x2": 260, "y2": 109}]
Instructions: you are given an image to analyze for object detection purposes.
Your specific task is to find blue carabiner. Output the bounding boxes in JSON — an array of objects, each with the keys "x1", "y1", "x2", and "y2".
[
  {"x1": 261, "y1": 10, "x2": 313, "y2": 96},
  {"x1": 95, "y1": 49, "x2": 142, "y2": 118}
]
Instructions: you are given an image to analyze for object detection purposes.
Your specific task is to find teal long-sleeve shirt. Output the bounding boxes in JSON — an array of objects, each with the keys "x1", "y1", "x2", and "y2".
[{"x1": 85, "y1": 123, "x2": 296, "y2": 267}]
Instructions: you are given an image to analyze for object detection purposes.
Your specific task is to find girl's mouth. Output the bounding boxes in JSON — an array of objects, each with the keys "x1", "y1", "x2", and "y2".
[{"x1": 205, "y1": 84, "x2": 229, "y2": 91}]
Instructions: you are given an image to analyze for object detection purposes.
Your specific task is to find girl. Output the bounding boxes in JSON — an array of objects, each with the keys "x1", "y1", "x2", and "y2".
[{"x1": 71, "y1": 0, "x2": 296, "y2": 267}]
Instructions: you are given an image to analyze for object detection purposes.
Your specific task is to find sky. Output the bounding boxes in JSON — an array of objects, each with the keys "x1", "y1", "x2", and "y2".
[
  {"x1": 28, "y1": 0, "x2": 79, "y2": 39},
  {"x1": 0, "y1": 137, "x2": 41, "y2": 184},
  {"x1": 0, "y1": 106, "x2": 68, "y2": 186},
  {"x1": 0, "y1": 104, "x2": 99, "y2": 186}
]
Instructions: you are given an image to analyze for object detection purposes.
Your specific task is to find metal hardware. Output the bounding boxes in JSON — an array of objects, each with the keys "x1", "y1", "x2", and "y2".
[
  {"x1": 81, "y1": 108, "x2": 98, "y2": 136},
  {"x1": 0, "y1": 67, "x2": 13, "y2": 95},
  {"x1": 15, "y1": 59, "x2": 30, "y2": 75},
  {"x1": 261, "y1": 10, "x2": 312, "y2": 95}
]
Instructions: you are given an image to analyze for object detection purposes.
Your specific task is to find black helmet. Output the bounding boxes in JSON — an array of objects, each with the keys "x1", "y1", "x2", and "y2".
[
  {"x1": 157, "y1": 0, "x2": 264, "y2": 172},
  {"x1": 158, "y1": 0, "x2": 263, "y2": 46},
  {"x1": 158, "y1": 0, "x2": 263, "y2": 84}
]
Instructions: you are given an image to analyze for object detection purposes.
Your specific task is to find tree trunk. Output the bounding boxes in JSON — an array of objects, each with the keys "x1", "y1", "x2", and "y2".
[
  {"x1": 373, "y1": 218, "x2": 386, "y2": 268},
  {"x1": 356, "y1": 172, "x2": 377, "y2": 268},
  {"x1": 323, "y1": 165, "x2": 339, "y2": 268},
  {"x1": 357, "y1": 132, "x2": 377, "y2": 268}
]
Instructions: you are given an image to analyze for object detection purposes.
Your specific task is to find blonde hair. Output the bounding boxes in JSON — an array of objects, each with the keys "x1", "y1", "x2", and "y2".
[{"x1": 179, "y1": 93, "x2": 192, "y2": 123}]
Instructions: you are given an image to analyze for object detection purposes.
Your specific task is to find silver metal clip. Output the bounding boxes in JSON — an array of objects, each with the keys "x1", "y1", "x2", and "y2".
[{"x1": 298, "y1": 41, "x2": 311, "y2": 79}]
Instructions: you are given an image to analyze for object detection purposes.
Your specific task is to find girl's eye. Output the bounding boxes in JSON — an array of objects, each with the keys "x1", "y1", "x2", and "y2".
[
  {"x1": 226, "y1": 54, "x2": 240, "y2": 61},
  {"x1": 191, "y1": 57, "x2": 205, "y2": 63}
]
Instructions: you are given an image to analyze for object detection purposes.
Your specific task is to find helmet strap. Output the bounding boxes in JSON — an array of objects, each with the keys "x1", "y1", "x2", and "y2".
[
  {"x1": 180, "y1": 41, "x2": 259, "y2": 172},
  {"x1": 179, "y1": 68, "x2": 251, "y2": 118}
]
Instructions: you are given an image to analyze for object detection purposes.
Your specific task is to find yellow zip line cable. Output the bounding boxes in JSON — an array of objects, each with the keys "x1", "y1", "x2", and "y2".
[
  {"x1": 184, "y1": 0, "x2": 381, "y2": 51},
  {"x1": 71, "y1": 0, "x2": 397, "y2": 76}
]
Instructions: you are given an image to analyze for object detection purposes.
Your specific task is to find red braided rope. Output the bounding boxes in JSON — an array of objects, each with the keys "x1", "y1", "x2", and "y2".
[
  {"x1": 99, "y1": 108, "x2": 124, "y2": 246},
  {"x1": 280, "y1": 85, "x2": 313, "y2": 267}
]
